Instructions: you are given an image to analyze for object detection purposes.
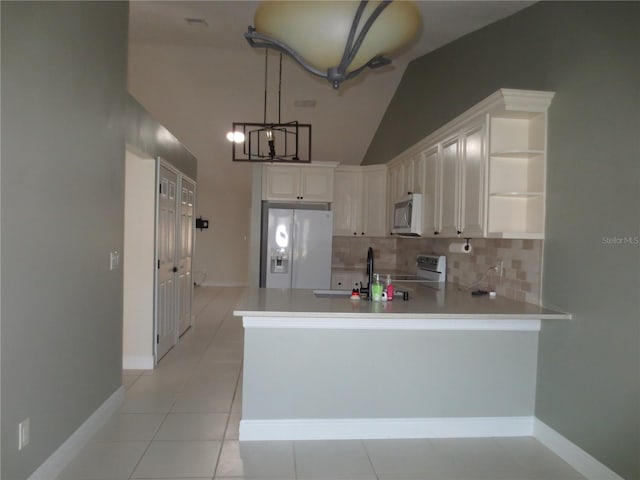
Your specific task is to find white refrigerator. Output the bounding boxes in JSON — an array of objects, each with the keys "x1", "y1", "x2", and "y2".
[{"x1": 262, "y1": 208, "x2": 333, "y2": 289}]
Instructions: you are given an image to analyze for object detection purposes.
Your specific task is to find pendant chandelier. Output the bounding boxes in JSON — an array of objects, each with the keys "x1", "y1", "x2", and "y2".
[
  {"x1": 244, "y1": 0, "x2": 420, "y2": 89},
  {"x1": 229, "y1": 51, "x2": 312, "y2": 163}
]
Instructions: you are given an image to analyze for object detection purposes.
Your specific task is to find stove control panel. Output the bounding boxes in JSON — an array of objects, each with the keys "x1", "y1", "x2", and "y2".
[{"x1": 416, "y1": 255, "x2": 447, "y2": 282}]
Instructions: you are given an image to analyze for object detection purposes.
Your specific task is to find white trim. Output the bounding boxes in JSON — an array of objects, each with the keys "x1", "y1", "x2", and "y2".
[
  {"x1": 200, "y1": 281, "x2": 249, "y2": 287},
  {"x1": 533, "y1": 419, "x2": 624, "y2": 480},
  {"x1": 122, "y1": 355, "x2": 154, "y2": 370},
  {"x1": 241, "y1": 315, "x2": 542, "y2": 332},
  {"x1": 29, "y1": 387, "x2": 124, "y2": 480},
  {"x1": 240, "y1": 416, "x2": 534, "y2": 441}
]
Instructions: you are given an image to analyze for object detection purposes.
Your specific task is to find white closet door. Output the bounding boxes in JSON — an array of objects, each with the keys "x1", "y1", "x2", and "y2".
[
  {"x1": 156, "y1": 164, "x2": 178, "y2": 361},
  {"x1": 178, "y1": 178, "x2": 195, "y2": 336}
]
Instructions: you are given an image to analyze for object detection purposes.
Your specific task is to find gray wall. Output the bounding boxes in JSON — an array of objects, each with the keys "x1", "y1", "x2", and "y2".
[
  {"x1": 363, "y1": 3, "x2": 640, "y2": 479},
  {"x1": 1, "y1": 3, "x2": 199, "y2": 478},
  {"x1": 1, "y1": 3, "x2": 137, "y2": 479},
  {"x1": 125, "y1": 95, "x2": 198, "y2": 180}
]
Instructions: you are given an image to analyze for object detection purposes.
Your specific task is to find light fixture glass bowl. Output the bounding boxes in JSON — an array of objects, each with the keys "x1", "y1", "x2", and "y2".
[{"x1": 254, "y1": 1, "x2": 420, "y2": 73}]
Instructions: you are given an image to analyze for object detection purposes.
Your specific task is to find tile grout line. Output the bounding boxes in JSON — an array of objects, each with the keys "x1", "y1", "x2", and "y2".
[
  {"x1": 126, "y1": 287, "x2": 231, "y2": 480},
  {"x1": 361, "y1": 439, "x2": 381, "y2": 480},
  {"x1": 125, "y1": 408, "x2": 173, "y2": 479},
  {"x1": 201, "y1": 289, "x2": 245, "y2": 479},
  {"x1": 292, "y1": 440, "x2": 298, "y2": 479}
]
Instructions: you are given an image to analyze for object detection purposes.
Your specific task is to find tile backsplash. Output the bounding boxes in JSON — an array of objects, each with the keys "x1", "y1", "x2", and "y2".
[
  {"x1": 332, "y1": 236, "x2": 397, "y2": 272},
  {"x1": 332, "y1": 236, "x2": 543, "y2": 305}
]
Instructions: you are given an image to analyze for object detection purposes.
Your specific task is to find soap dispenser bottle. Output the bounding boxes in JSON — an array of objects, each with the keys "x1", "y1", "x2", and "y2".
[
  {"x1": 372, "y1": 274, "x2": 383, "y2": 301},
  {"x1": 386, "y1": 274, "x2": 394, "y2": 301}
]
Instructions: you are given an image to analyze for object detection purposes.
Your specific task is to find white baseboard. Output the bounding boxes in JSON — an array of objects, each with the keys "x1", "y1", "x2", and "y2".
[
  {"x1": 534, "y1": 419, "x2": 624, "y2": 480},
  {"x1": 123, "y1": 355, "x2": 154, "y2": 370},
  {"x1": 29, "y1": 386, "x2": 124, "y2": 480},
  {"x1": 240, "y1": 416, "x2": 535, "y2": 441}
]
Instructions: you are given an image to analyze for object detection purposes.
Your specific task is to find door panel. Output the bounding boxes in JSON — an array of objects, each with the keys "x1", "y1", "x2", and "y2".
[
  {"x1": 422, "y1": 146, "x2": 441, "y2": 235},
  {"x1": 178, "y1": 178, "x2": 195, "y2": 336},
  {"x1": 292, "y1": 210, "x2": 333, "y2": 289},
  {"x1": 362, "y1": 169, "x2": 387, "y2": 237},
  {"x1": 439, "y1": 136, "x2": 460, "y2": 236},
  {"x1": 460, "y1": 122, "x2": 486, "y2": 237},
  {"x1": 263, "y1": 165, "x2": 300, "y2": 201},
  {"x1": 332, "y1": 170, "x2": 363, "y2": 236},
  {"x1": 156, "y1": 165, "x2": 178, "y2": 361}
]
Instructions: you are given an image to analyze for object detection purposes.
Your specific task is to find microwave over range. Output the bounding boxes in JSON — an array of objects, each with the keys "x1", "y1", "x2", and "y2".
[{"x1": 391, "y1": 193, "x2": 423, "y2": 236}]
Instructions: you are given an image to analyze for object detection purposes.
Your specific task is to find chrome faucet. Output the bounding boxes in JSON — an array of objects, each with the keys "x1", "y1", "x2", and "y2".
[{"x1": 359, "y1": 247, "x2": 375, "y2": 301}]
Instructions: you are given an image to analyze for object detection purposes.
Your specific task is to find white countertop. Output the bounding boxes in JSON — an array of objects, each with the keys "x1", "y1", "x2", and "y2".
[{"x1": 233, "y1": 286, "x2": 571, "y2": 331}]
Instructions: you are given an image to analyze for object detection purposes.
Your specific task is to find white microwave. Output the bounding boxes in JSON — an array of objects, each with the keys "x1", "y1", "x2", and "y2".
[{"x1": 391, "y1": 193, "x2": 423, "y2": 236}]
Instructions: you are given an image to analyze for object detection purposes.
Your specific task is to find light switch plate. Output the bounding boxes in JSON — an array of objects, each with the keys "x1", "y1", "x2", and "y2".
[
  {"x1": 18, "y1": 418, "x2": 30, "y2": 450},
  {"x1": 109, "y1": 251, "x2": 120, "y2": 271}
]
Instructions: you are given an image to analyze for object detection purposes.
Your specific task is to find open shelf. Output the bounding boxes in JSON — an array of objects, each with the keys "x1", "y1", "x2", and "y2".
[
  {"x1": 489, "y1": 156, "x2": 544, "y2": 194},
  {"x1": 487, "y1": 231, "x2": 545, "y2": 240},
  {"x1": 490, "y1": 149, "x2": 545, "y2": 158},
  {"x1": 487, "y1": 195, "x2": 544, "y2": 238},
  {"x1": 490, "y1": 192, "x2": 544, "y2": 197},
  {"x1": 490, "y1": 115, "x2": 546, "y2": 153}
]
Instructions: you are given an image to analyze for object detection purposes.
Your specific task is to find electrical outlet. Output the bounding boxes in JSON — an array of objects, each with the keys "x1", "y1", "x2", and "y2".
[{"x1": 18, "y1": 418, "x2": 30, "y2": 450}]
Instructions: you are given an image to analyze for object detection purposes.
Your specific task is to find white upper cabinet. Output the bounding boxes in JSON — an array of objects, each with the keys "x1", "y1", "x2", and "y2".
[
  {"x1": 421, "y1": 146, "x2": 441, "y2": 236},
  {"x1": 459, "y1": 119, "x2": 487, "y2": 237},
  {"x1": 439, "y1": 134, "x2": 461, "y2": 237},
  {"x1": 262, "y1": 165, "x2": 299, "y2": 201},
  {"x1": 262, "y1": 163, "x2": 336, "y2": 202},
  {"x1": 400, "y1": 117, "x2": 486, "y2": 239},
  {"x1": 385, "y1": 89, "x2": 554, "y2": 239},
  {"x1": 332, "y1": 168, "x2": 363, "y2": 236},
  {"x1": 333, "y1": 165, "x2": 387, "y2": 237},
  {"x1": 362, "y1": 166, "x2": 387, "y2": 237}
]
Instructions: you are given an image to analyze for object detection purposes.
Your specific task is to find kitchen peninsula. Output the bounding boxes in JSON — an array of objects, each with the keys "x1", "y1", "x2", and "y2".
[{"x1": 233, "y1": 287, "x2": 570, "y2": 441}]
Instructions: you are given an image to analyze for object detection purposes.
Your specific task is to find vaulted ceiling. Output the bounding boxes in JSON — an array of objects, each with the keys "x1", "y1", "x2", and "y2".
[{"x1": 128, "y1": 1, "x2": 533, "y2": 165}]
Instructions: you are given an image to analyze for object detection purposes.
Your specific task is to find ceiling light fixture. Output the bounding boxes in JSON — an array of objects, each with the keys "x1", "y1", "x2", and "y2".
[
  {"x1": 229, "y1": 51, "x2": 311, "y2": 163},
  {"x1": 226, "y1": 131, "x2": 245, "y2": 143},
  {"x1": 244, "y1": 0, "x2": 420, "y2": 89}
]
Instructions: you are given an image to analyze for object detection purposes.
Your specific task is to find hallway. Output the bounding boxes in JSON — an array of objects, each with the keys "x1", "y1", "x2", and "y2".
[{"x1": 56, "y1": 287, "x2": 584, "y2": 480}]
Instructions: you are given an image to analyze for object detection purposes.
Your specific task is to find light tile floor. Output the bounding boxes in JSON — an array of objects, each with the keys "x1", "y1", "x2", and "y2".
[{"x1": 57, "y1": 286, "x2": 586, "y2": 480}]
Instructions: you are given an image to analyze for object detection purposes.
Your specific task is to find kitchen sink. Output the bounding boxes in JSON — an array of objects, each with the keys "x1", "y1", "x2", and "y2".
[{"x1": 313, "y1": 289, "x2": 353, "y2": 298}]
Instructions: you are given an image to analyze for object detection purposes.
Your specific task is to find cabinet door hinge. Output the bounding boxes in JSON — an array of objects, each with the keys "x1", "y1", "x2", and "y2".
[{"x1": 157, "y1": 259, "x2": 160, "y2": 269}]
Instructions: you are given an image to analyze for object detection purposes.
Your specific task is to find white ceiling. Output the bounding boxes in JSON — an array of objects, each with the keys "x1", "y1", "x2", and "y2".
[{"x1": 128, "y1": 1, "x2": 534, "y2": 165}]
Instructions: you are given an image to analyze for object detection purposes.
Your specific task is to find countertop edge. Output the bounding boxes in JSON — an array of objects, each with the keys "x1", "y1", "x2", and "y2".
[
  {"x1": 232, "y1": 309, "x2": 571, "y2": 321},
  {"x1": 233, "y1": 310, "x2": 572, "y2": 332}
]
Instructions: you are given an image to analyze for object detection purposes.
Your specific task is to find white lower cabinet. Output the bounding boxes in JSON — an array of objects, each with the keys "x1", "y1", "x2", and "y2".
[
  {"x1": 331, "y1": 271, "x2": 364, "y2": 290},
  {"x1": 333, "y1": 165, "x2": 387, "y2": 237}
]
